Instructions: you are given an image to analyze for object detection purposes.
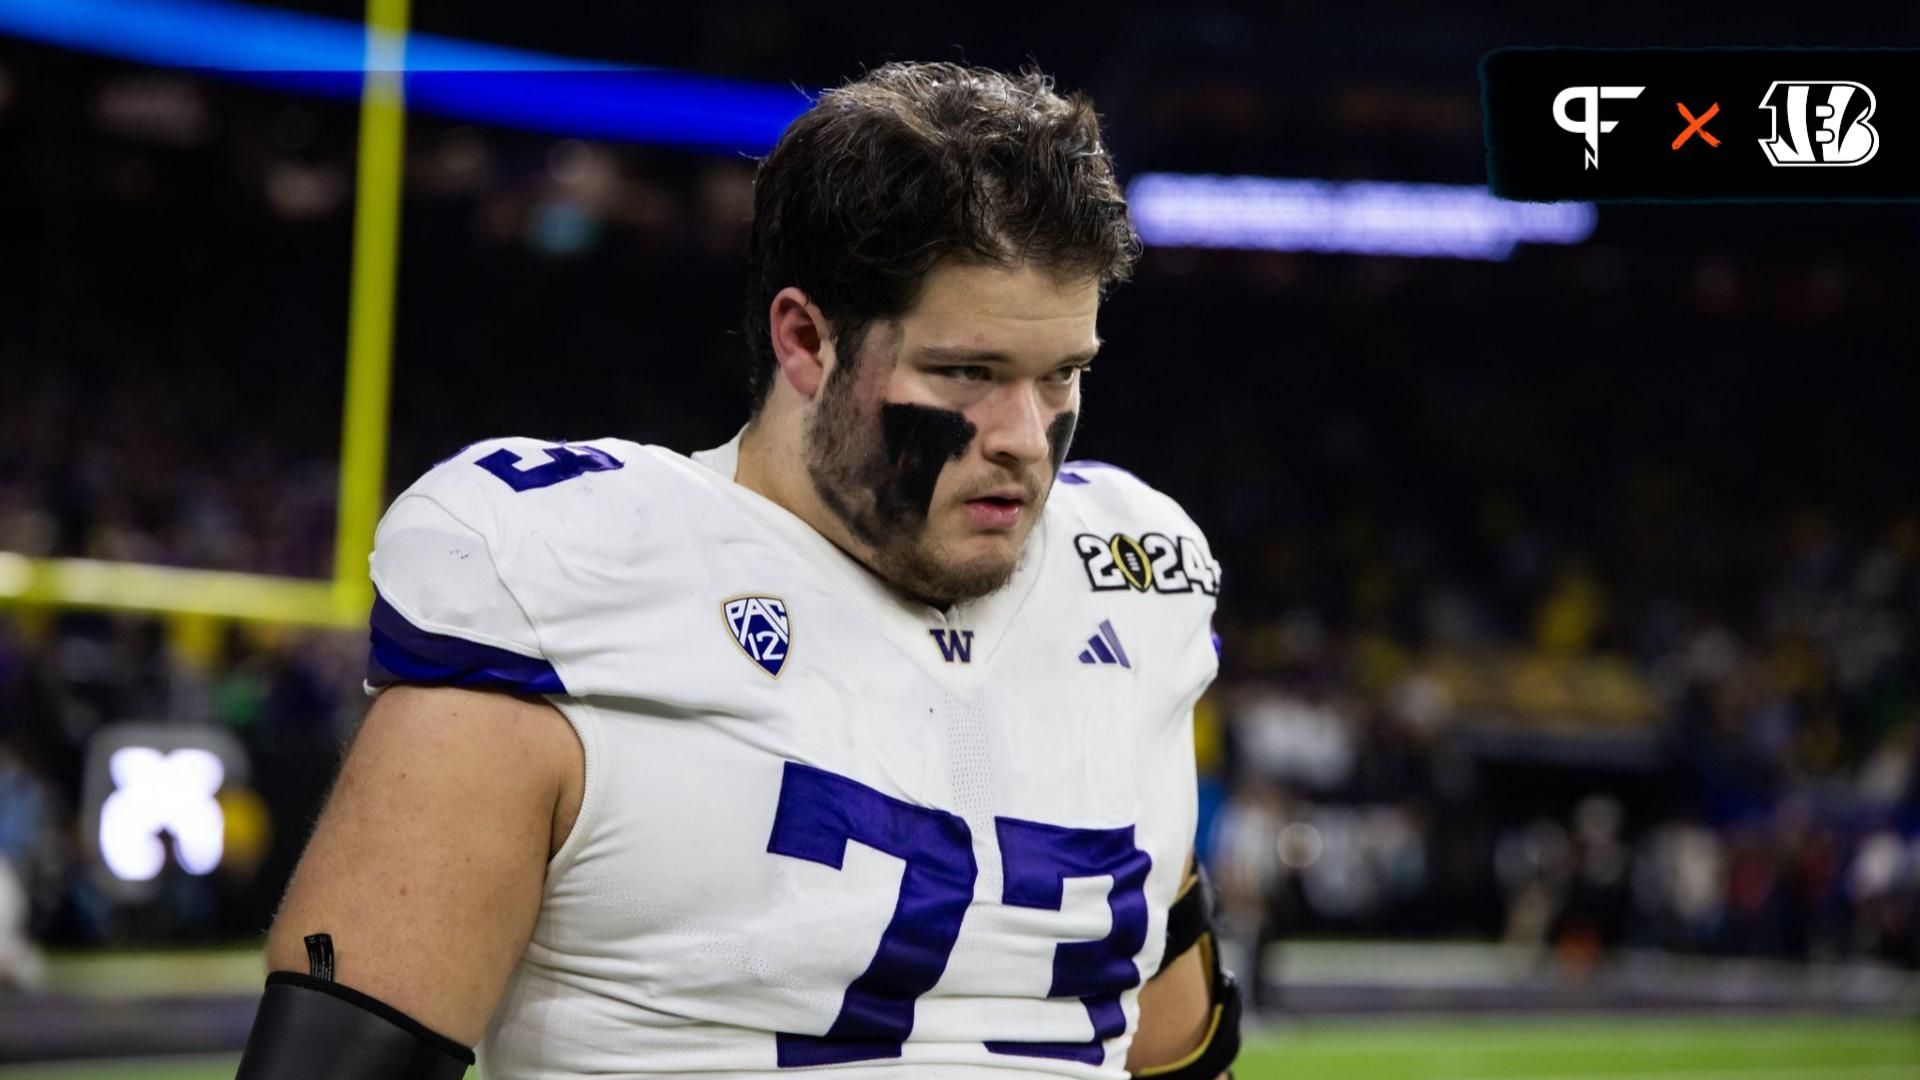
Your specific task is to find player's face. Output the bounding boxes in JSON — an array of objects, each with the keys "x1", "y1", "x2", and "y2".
[{"x1": 805, "y1": 259, "x2": 1100, "y2": 604}]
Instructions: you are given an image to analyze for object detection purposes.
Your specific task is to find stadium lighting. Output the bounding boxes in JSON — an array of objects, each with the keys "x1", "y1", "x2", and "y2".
[
  {"x1": 83, "y1": 726, "x2": 249, "y2": 901},
  {"x1": 99, "y1": 747, "x2": 227, "y2": 882},
  {"x1": 0, "y1": 0, "x2": 811, "y2": 152},
  {"x1": 1126, "y1": 173, "x2": 1597, "y2": 260}
]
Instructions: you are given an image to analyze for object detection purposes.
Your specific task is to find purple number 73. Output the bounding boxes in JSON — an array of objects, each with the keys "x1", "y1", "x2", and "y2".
[
  {"x1": 473, "y1": 444, "x2": 622, "y2": 492},
  {"x1": 766, "y1": 762, "x2": 1151, "y2": 1067}
]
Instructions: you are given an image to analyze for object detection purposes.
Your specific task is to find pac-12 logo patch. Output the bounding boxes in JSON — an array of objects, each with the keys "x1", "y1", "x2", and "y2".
[{"x1": 724, "y1": 595, "x2": 791, "y2": 677}]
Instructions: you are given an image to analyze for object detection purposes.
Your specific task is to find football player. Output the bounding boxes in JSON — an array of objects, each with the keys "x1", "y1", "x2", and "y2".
[{"x1": 238, "y1": 61, "x2": 1238, "y2": 1079}]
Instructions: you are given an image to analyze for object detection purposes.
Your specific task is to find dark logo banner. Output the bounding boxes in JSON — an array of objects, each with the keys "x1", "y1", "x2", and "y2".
[{"x1": 1481, "y1": 47, "x2": 1920, "y2": 201}]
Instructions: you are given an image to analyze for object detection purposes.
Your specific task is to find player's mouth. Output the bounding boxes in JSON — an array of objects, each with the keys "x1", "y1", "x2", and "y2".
[{"x1": 963, "y1": 490, "x2": 1027, "y2": 530}]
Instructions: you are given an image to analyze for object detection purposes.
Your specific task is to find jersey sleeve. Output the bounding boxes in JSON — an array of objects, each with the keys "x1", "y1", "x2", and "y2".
[
  {"x1": 1057, "y1": 459, "x2": 1223, "y2": 705},
  {"x1": 363, "y1": 443, "x2": 564, "y2": 697}
]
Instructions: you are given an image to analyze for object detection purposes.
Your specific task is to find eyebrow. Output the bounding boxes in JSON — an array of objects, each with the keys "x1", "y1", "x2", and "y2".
[{"x1": 915, "y1": 340, "x2": 1102, "y2": 366}]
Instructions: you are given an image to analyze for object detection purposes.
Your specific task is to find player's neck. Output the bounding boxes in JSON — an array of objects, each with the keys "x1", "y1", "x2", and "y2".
[
  {"x1": 735, "y1": 415, "x2": 875, "y2": 567},
  {"x1": 734, "y1": 411, "x2": 820, "y2": 529},
  {"x1": 736, "y1": 417, "x2": 955, "y2": 617}
]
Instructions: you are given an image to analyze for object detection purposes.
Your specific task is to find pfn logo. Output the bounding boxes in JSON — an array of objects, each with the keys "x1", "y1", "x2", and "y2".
[
  {"x1": 1553, "y1": 85, "x2": 1645, "y2": 169},
  {"x1": 1758, "y1": 81, "x2": 1879, "y2": 166}
]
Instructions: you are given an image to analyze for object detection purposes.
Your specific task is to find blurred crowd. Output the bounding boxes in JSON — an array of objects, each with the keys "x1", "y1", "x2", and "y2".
[
  {"x1": 1200, "y1": 496, "x2": 1920, "y2": 999},
  {"x1": 1, "y1": 54, "x2": 1917, "y2": 992},
  {"x1": 0, "y1": 614, "x2": 363, "y2": 973}
]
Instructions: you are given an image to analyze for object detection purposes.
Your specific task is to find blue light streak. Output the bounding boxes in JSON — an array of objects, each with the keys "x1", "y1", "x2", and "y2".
[{"x1": 0, "y1": 0, "x2": 810, "y2": 152}]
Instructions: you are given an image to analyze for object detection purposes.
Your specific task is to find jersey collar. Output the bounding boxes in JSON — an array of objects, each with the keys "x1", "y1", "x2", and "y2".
[{"x1": 687, "y1": 427, "x2": 1049, "y2": 682}]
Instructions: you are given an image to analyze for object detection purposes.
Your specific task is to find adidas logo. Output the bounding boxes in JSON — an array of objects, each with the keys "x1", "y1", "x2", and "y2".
[{"x1": 1077, "y1": 619, "x2": 1131, "y2": 669}]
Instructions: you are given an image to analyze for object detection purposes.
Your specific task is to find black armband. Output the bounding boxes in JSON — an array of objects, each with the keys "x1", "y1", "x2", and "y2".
[
  {"x1": 1158, "y1": 863, "x2": 1216, "y2": 975},
  {"x1": 235, "y1": 972, "x2": 474, "y2": 1080}
]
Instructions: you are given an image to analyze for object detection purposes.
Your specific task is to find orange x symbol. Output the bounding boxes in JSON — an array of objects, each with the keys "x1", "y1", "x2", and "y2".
[{"x1": 1672, "y1": 102, "x2": 1721, "y2": 149}]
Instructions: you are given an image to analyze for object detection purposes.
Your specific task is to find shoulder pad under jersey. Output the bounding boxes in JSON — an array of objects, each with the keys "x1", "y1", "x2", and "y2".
[
  {"x1": 1049, "y1": 460, "x2": 1224, "y2": 604},
  {"x1": 364, "y1": 436, "x2": 652, "y2": 696}
]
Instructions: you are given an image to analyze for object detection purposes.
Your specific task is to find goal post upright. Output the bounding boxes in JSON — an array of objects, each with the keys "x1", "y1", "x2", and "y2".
[
  {"x1": 0, "y1": 0, "x2": 411, "y2": 635},
  {"x1": 330, "y1": 0, "x2": 412, "y2": 624}
]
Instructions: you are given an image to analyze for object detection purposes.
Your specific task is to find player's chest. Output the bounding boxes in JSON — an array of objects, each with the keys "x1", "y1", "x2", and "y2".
[
  {"x1": 592, "y1": 586, "x2": 1154, "y2": 827},
  {"x1": 530, "y1": 529, "x2": 1194, "y2": 1061},
  {"x1": 548, "y1": 643, "x2": 1170, "y2": 1060},
  {"x1": 543, "y1": 523, "x2": 1170, "y2": 783}
]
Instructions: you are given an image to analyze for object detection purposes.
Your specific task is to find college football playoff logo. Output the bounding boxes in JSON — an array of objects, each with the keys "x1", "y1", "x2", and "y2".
[
  {"x1": 724, "y1": 595, "x2": 791, "y2": 678},
  {"x1": 1757, "y1": 81, "x2": 1879, "y2": 166},
  {"x1": 1075, "y1": 532, "x2": 1221, "y2": 595}
]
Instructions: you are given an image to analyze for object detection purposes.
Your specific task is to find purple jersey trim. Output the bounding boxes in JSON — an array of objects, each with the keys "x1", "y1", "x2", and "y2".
[
  {"x1": 1060, "y1": 459, "x2": 1146, "y2": 485},
  {"x1": 367, "y1": 590, "x2": 565, "y2": 695}
]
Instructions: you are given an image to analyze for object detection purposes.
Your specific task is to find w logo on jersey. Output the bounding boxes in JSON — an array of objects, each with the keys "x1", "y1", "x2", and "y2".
[
  {"x1": 724, "y1": 596, "x2": 791, "y2": 677},
  {"x1": 929, "y1": 628, "x2": 974, "y2": 664}
]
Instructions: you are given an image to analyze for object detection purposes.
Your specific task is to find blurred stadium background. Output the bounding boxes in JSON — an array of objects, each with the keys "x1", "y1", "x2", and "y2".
[{"x1": 1, "y1": 1, "x2": 1917, "y2": 1077}]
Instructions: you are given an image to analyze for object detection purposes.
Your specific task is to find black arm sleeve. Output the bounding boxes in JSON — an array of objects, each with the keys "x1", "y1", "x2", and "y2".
[{"x1": 234, "y1": 972, "x2": 475, "y2": 1080}]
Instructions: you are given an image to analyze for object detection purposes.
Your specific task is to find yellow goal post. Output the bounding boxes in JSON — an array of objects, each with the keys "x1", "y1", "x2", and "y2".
[{"x1": 0, "y1": 0, "x2": 412, "y2": 641}]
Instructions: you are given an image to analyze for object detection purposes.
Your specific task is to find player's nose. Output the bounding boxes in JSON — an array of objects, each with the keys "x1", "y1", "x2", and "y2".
[{"x1": 974, "y1": 381, "x2": 1053, "y2": 469}]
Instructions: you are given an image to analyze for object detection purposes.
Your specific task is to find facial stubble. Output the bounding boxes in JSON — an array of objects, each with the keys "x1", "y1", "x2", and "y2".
[{"x1": 804, "y1": 359, "x2": 1080, "y2": 606}]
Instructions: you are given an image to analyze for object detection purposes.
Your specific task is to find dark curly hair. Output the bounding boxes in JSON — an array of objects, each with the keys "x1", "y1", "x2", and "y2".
[{"x1": 742, "y1": 61, "x2": 1140, "y2": 410}]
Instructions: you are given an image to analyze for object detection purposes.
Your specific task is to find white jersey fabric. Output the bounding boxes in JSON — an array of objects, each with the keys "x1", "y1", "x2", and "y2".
[{"x1": 365, "y1": 431, "x2": 1221, "y2": 1080}]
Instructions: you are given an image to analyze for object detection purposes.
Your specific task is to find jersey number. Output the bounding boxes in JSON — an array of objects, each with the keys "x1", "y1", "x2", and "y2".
[
  {"x1": 474, "y1": 443, "x2": 623, "y2": 491},
  {"x1": 766, "y1": 761, "x2": 1150, "y2": 1067}
]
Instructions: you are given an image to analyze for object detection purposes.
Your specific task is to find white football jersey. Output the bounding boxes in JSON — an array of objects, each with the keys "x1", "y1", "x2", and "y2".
[{"x1": 365, "y1": 431, "x2": 1221, "y2": 1080}]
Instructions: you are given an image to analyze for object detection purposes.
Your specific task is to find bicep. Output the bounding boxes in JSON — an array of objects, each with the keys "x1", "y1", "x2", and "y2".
[{"x1": 265, "y1": 685, "x2": 579, "y2": 1047}]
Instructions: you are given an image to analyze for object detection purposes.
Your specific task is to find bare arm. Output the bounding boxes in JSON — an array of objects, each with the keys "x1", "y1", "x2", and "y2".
[
  {"x1": 264, "y1": 685, "x2": 585, "y2": 1047},
  {"x1": 1127, "y1": 942, "x2": 1215, "y2": 1073},
  {"x1": 1126, "y1": 856, "x2": 1226, "y2": 1078}
]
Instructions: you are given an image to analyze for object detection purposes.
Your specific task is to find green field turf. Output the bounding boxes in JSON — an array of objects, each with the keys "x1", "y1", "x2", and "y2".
[
  {"x1": 1239, "y1": 1016, "x2": 1919, "y2": 1079},
  {"x1": 0, "y1": 1015, "x2": 1913, "y2": 1080}
]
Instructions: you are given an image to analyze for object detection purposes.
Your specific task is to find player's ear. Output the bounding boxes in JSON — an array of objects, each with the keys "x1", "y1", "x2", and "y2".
[{"x1": 768, "y1": 287, "x2": 829, "y2": 400}]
